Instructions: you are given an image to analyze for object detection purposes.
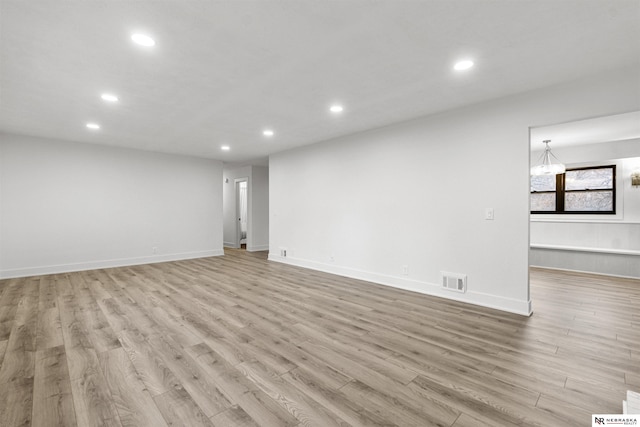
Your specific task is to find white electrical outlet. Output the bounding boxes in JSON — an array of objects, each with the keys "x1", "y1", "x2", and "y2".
[
  {"x1": 152, "y1": 246, "x2": 158, "y2": 254},
  {"x1": 401, "y1": 265, "x2": 409, "y2": 275}
]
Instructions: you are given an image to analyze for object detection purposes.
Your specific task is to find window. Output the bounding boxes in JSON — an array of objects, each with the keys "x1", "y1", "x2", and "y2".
[{"x1": 531, "y1": 165, "x2": 616, "y2": 214}]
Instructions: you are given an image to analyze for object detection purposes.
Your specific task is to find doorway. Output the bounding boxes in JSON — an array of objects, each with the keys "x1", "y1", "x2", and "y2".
[
  {"x1": 529, "y1": 111, "x2": 640, "y2": 279},
  {"x1": 223, "y1": 165, "x2": 269, "y2": 252},
  {"x1": 235, "y1": 178, "x2": 248, "y2": 249}
]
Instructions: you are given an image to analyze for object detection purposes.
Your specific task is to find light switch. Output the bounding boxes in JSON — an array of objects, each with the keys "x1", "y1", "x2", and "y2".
[{"x1": 485, "y1": 208, "x2": 494, "y2": 220}]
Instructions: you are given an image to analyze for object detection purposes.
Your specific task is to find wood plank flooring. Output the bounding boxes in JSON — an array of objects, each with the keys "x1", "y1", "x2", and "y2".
[{"x1": 0, "y1": 249, "x2": 638, "y2": 426}]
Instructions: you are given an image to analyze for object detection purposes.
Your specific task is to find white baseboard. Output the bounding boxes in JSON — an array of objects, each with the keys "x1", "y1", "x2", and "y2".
[
  {"x1": 223, "y1": 241, "x2": 238, "y2": 248},
  {"x1": 268, "y1": 253, "x2": 532, "y2": 316},
  {"x1": 530, "y1": 243, "x2": 640, "y2": 256},
  {"x1": 0, "y1": 249, "x2": 224, "y2": 279},
  {"x1": 247, "y1": 244, "x2": 269, "y2": 252},
  {"x1": 529, "y1": 264, "x2": 640, "y2": 280}
]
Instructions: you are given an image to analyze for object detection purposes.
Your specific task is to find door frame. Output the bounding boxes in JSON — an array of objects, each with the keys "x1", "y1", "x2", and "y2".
[{"x1": 234, "y1": 177, "x2": 249, "y2": 249}]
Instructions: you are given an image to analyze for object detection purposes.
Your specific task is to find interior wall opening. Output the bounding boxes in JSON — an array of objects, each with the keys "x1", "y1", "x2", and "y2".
[
  {"x1": 529, "y1": 111, "x2": 640, "y2": 283},
  {"x1": 237, "y1": 179, "x2": 248, "y2": 249}
]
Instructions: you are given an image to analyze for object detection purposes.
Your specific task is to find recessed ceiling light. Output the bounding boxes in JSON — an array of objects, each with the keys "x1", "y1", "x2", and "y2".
[
  {"x1": 330, "y1": 105, "x2": 344, "y2": 113},
  {"x1": 221, "y1": 145, "x2": 230, "y2": 151},
  {"x1": 454, "y1": 60, "x2": 474, "y2": 71},
  {"x1": 263, "y1": 129, "x2": 274, "y2": 137},
  {"x1": 131, "y1": 33, "x2": 155, "y2": 47},
  {"x1": 86, "y1": 123, "x2": 100, "y2": 130},
  {"x1": 101, "y1": 93, "x2": 119, "y2": 102}
]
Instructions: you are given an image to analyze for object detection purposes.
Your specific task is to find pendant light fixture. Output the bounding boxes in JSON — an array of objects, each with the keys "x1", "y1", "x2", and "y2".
[{"x1": 531, "y1": 140, "x2": 565, "y2": 176}]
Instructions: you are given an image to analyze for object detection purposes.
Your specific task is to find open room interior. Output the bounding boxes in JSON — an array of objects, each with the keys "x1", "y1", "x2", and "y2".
[
  {"x1": 1, "y1": 1, "x2": 639, "y2": 426},
  {"x1": 1, "y1": 250, "x2": 638, "y2": 426},
  {"x1": 530, "y1": 112, "x2": 640, "y2": 279}
]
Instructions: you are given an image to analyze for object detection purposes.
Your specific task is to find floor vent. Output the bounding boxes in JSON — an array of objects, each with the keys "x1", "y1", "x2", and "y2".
[{"x1": 441, "y1": 272, "x2": 467, "y2": 293}]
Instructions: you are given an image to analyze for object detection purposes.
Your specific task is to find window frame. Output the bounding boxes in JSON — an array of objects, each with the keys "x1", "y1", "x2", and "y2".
[{"x1": 530, "y1": 165, "x2": 616, "y2": 215}]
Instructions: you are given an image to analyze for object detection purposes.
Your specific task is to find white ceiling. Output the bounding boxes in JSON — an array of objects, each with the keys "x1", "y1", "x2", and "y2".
[
  {"x1": 1, "y1": 1, "x2": 639, "y2": 165},
  {"x1": 530, "y1": 111, "x2": 640, "y2": 151}
]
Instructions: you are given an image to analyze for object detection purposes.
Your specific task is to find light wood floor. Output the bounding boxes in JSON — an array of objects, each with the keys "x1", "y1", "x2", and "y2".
[{"x1": 0, "y1": 249, "x2": 638, "y2": 427}]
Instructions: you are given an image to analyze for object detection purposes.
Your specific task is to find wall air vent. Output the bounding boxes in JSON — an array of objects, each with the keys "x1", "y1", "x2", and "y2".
[{"x1": 441, "y1": 271, "x2": 467, "y2": 293}]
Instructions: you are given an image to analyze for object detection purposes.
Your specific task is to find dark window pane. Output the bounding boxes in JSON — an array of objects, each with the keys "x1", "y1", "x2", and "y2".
[
  {"x1": 531, "y1": 175, "x2": 556, "y2": 192},
  {"x1": 531, "y1": 193, "x2": 556, "y2": 211},
  {"x1": 565, "y1": 168, "x2": 613, "y2": 191},
  {"x1": 565, "y1": 190, "x2": 613, "y2": 211}
]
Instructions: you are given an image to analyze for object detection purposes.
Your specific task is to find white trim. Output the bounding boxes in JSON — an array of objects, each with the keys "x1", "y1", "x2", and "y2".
[
  {"x1": 223, "y1": 241, "x2": 237, "y2": 248},
  {"x1": 0, "y1": 249, "x2": 224, "y2": 279},
  {"x1": 530, "y1": 244, "x2": 640, "y2": 256},
  {"x1": 268, "y1": 253, "x2": 532, "y2": 316},
  {"x1": 247, "y1": 244, "x2": 269, "y2": 252},
  {"x1": 531, "y1": 219, "x2": 640, "y2": 224}
]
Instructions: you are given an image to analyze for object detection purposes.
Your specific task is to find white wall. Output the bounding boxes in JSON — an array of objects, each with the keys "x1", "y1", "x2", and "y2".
[
  {"x1": 0, "y1": 133, "x2": 224, "y2": 278},
  {"x1": 222, "y1": 165, "x2": 269, "y2": 251},
  {"x1": 250, "y1": 166, "x2": 269, "y2": 252},
  {"x1": 269, "y1": 65, "x2": 640, "y2": 315},
  {"x1": 530, "y1": 139, "x2": 640, "y2": 277}
]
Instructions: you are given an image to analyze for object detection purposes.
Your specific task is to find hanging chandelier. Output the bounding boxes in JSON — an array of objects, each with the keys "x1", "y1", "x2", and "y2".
[{"x1": 531, "y1": 140, "x2": 565, "y2": 176}]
